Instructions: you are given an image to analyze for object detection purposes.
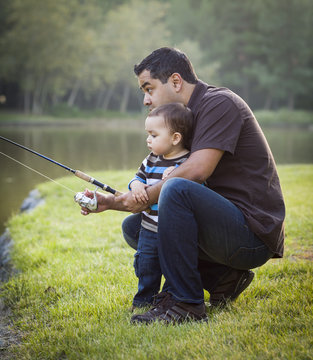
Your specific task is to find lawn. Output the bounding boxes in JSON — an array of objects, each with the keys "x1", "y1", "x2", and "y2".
[{"x1": 1, "y1": 165, "x2": 312, "y2": 359}]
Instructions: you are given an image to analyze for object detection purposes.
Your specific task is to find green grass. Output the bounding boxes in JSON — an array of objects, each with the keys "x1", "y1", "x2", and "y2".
[{"x1": 1, "y1": 165, "x2": 313, "y2": 359}]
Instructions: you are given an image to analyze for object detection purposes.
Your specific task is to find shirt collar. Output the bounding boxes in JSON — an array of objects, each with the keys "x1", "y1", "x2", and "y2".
[{"x1": 187, "y1": 80, "x2": 208, "y2": 112}]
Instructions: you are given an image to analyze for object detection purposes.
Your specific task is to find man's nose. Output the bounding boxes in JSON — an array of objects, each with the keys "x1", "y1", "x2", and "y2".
[{"x1": 143, "y1": 93, "x2": 151, "y2": 106}]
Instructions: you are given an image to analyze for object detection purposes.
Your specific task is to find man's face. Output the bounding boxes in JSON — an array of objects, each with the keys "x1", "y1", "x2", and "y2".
[{"x1": 138, "y1": 70, "x2": 179, "y2": 111}]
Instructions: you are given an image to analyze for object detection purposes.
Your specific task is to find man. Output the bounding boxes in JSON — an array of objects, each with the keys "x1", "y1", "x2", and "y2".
[{"x1": 81, "y1": 47, "x2": 285, "y2": 324}]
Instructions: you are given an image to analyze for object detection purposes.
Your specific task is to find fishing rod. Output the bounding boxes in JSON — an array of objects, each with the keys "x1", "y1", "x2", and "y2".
[{"x1": 0, "y1": 135, "x2": 123, "y2": 210}]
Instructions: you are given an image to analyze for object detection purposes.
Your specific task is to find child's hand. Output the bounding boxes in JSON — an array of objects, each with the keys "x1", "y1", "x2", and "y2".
[{"x1": 130, "y1": 180, "x2": 149, "y2": 204}]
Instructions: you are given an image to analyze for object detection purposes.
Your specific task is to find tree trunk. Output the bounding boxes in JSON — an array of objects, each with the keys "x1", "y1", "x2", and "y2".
[
  {"x1": 119, "y1": 85, "x2": 130, "y2": 113},
  {"x1": 51, "y1": 93, "x2": 60, "y2": 107},
  {"x1": 67, "y1": 78, "x2": 81, "y2": 107},
  {"x1": 263, "y1": 93, "x2": 273, "y2": 110},
  {"x1": 32, "y1": 77, "x2": 44, "y2": 114},
  {"x1": 95, "y1": 86, "x2": 106, "y2": 108},
  {"x1": 31, "y1": 97, "x2": 41, "y2": 114},
  {"x1": 40, "y1": 80, "x2": 49, "y2": 111},
  {"x1": 102, "y1": 85, "x2": 114, "y2": 110},
  {"x1": 24, "y1": 90, "x2": 31, "y2": 114},
  {"x1": 23, "y1": 75, "x2": 33, "y2": 114},
  {"x1": 287, "y1": 93, "x2": 295, "y2": 110},
  {"x1": 136, "y1": 92, "x2": 145, "y2": 113},
  {"x1": 241, "y1": 77, "x2": 250, "y2": 104}
]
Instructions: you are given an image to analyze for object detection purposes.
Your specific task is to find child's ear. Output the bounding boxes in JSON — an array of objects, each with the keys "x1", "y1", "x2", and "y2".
[{"x1": 172, "y1": 132, "x2": 182, "y2": 146}]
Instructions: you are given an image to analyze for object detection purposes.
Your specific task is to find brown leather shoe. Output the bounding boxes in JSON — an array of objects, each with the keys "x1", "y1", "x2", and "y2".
[
  {"x1": 209, "y1": 269, "x2": 254, "y2": 307},
  {"x1": 131, "y1": 292, "x2": 208, "y2": 324}
]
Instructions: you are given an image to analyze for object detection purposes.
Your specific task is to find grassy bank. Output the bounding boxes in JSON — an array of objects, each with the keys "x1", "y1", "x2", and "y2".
[
  {"x1": 1, "y1": 165, "x2": 313, "y2": 359},
  {"x1": 0, "y1": 110, "x2": 142, "y2": 126},
  {"x1": 0, "y1": 109, "x2": 312, "y2": 127}
]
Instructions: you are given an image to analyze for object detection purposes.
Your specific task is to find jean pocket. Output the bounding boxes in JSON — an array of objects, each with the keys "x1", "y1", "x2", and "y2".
[{"x1": 228, "y1": 245, "x2": 273, "y2": 270}]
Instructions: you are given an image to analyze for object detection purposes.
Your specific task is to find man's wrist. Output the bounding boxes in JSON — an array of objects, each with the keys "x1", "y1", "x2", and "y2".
[{"x1": 146, "y1": 180, "x2": 163, "y2": 205}]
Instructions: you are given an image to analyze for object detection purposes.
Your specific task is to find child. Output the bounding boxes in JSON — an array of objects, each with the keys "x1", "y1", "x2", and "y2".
[{"x1": 129, "y1": 102, "x2": 193, "y2": 308}]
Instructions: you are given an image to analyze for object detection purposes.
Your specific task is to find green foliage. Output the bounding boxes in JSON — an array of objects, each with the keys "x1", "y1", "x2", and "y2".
[
  {"x1": 0, "y1": 109, "x2": 311, "y2": 127},
  {"x1": 0, "y1": 0, "x2": 312, "y2": 113},
  {"x1": 255, "y1": 109, "x2": 313, "y2": 126},
  {"x1": 167, "y1": 0, "x2": 313, "y2": 110},
  {"x1": 253, "y1": 0, "x2": 313, "y2": 108},
  {"x1": 48, "y1": 103, "x2": 82, "y2": 118},
  {"x1": 174, "y1": 39, "x2": 221, "y2": 86},
  {"x1": 47, "y1": 104, "x2": 138, "y2": 119},
  {"x1": 1, "y1": 166, "x2": 312, "y2": 359},
  {"x1": 0, "y1": 0, "x2": 169, "y2": 114}
]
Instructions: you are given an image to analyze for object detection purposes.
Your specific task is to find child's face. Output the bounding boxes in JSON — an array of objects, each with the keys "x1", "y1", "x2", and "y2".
[{"x1": 145, "y1": 115, "x2": 177, "y2": 157}]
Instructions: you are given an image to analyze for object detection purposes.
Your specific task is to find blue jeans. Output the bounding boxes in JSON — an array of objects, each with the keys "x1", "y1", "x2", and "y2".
[
  {"x1": 122, "y1": 178, "x2": 273, "y2": 304},
  {"x1": 132, "y1": 227, "x2": 162, "y2": 307}
]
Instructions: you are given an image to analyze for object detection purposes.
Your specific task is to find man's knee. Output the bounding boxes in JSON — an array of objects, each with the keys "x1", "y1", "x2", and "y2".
[
  {"x1": 159, "y1": 177, "x2": 189, "y2": 202},
  {"x1": 121, "y1": 214, "x2": 141, "y2": 250}
]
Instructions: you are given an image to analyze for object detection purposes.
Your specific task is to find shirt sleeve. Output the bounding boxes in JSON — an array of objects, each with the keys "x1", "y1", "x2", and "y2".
[
  {"x1": 191, "y1": 94, "x2": 243, "y2": 155},
  {"x1": 128, "y1": 158, "x2": 148, "y2": 190}
]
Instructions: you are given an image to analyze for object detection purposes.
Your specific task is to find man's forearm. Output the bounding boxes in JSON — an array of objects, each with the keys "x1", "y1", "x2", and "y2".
[
  {"x1": 145, "y1": 180, "x2": 163, "y2": 205},
  {"x1": 112, "y1": 149, "x2": 223, "y2": 213},
  {"x1": 111, "y1": 180, "x2": 163, "y2": 213}
]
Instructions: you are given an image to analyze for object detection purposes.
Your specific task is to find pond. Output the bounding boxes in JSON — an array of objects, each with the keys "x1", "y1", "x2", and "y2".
[{"x1": 1, "y1": 124, "x2": 313, "y2": 233}]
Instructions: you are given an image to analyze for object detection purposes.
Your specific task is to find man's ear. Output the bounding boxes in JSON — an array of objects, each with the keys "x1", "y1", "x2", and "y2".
[
  {"x1": 172, "y1": 132, "x2": 182, "y2": 145},
  {"x1": 170, "y1": 73, "x2": 183, "y2": 92}
]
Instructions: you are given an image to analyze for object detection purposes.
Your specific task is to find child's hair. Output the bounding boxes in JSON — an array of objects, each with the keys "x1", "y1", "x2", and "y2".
[
  {"x1": 134, "y1": 47, "x2": 198, "y2": 84},
  {"x1": 148, "y1": 103, "x2": 194, "y2": 150}
]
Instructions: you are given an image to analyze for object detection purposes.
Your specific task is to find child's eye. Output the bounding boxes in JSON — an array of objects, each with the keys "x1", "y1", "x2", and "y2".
[{"x1": 146, "y1": 88, "x2": 152, "y2": 94}]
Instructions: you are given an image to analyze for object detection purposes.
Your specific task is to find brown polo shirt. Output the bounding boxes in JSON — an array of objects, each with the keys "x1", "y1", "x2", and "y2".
[{"x1": 188, "y1": 80, "x2": 285, "y2": 257}]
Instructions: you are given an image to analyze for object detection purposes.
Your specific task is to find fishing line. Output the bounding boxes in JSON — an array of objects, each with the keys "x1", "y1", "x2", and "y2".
[
  {"x1": 0, "y1": 136, "x2": 122, "y2": 196},
  {"x1": 0, "y1": 151, "x2": 76, "y2": 194}
]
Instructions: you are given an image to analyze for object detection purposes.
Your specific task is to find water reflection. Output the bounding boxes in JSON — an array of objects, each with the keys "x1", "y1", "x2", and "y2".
[
  {"x1": 0, "y1": 126, "x2": 148, "y2": 233},
  {"x1": 0, "y1": 125, "x2": 312, "y2": 233},
  {"x1": 263, "y1": 127, "x2": 313, "y2": 164}
]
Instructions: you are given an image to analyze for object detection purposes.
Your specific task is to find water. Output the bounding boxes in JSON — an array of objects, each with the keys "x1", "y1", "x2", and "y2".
[{"x1": 0, "y1": 124, "x2": 312, "y2": 233}]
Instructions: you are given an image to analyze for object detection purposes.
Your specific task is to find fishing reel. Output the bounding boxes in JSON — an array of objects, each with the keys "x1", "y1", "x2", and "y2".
[{"x1": 74, "y1": 187, "x2": 98, "y2": 211}]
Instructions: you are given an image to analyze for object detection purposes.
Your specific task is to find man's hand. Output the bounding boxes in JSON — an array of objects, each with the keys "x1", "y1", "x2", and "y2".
[
  {"x1": 80, "y1": 188, "x2": 151, "y2": 215},
  {"x1": 80, "y1": 188, "x2": 115, "y2": 215},
  {"x1": 162, "y1": 166, "x2": 176, "y2": 180}
]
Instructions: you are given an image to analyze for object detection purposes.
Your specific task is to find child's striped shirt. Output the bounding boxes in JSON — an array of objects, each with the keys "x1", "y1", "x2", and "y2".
[{"x1": 129, "y1": 152, "x2": 190, "y2": 232}]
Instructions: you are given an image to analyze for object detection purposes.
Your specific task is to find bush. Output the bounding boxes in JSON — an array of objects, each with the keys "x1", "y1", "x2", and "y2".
[
  {"x1": 255, "y1": 109, "x2": 313, "y2": 127},
  {"x1": 47, "y1": 103, "x2": 82, "y2": 118}
]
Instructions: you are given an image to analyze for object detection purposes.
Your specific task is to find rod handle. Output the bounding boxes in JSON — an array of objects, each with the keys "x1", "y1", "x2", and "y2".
[
  {"x1": 75, "y1": 170, "x2": 124, "y2": 197},
  {"x1": 75, "y1": 170, "x2": 91, "y2": 182},
  {"x1": 113, "y1": 190, "x2": 123, "y2": 197}
]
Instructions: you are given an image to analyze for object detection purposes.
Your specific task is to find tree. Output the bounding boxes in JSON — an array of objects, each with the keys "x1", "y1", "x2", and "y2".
[
  {"x1": 174, "y1": 40, "x2": 220, "y2": 86},
  {"x1": 166, "y1": 0, "x2": 261, "y2": 102},
  {"x1": 101, "y1": 0, "x2": 170, "y2": 112},
  {"x1": 255, "y1": 0, "x2": 313, "y2": 109},
  {"x1": 1, "y1": 0, "x2": 312, "y2": 112},
  {"x1": 166, "y1": 0, "x2": 313, "y2": 110},
  {"x1": 0, "y1": 0, "x2": 103, "y2": 113}
]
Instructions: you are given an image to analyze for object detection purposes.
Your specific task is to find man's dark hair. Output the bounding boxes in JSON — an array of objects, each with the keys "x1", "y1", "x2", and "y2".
[
  {"x1": 149, "y1": 102, "x2": 194, "y2": 150},
  {"x1": 134, "y1": 47, "x2": 198, "y2": 84}
]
